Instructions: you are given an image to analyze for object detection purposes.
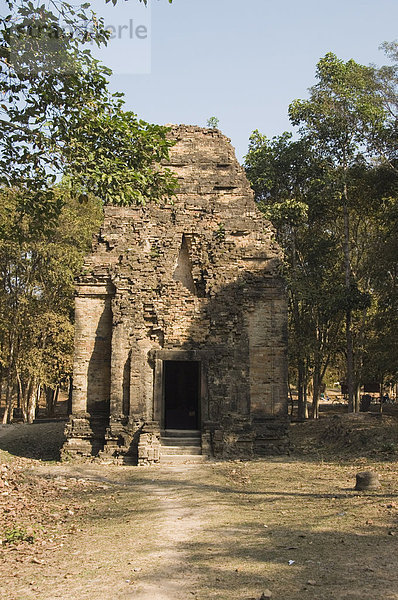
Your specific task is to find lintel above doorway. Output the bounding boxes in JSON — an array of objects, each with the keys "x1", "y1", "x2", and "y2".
[{"x1": 152, "y1": 349, "x2": 205, "y2": 361}]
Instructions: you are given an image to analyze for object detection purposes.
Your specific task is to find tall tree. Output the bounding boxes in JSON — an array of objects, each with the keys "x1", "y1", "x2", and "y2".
[
  {"x1": 0, "y1": 187, "x2": 103, "y2": 422},
  {"x1": 0, "y1": 0, "x2": 176, "y2": 223},
  {"x1": 245, "y1": 132, "x2": 344, "y2": 418},
  {"x1": 360, "y1": 163, "x2": 398, "y2": 394},
  {"x1": 372, "y1": 42, "x2": 398, "y2": 173},
  {"x1": 289, "y1": 53, "x2": 387, "y2": 412}
]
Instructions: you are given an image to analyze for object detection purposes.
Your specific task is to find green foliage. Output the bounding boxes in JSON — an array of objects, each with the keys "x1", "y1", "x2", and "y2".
[
  {"x1": 359, "y1": 187, "x2": 398, "y2": 385},
  {"x1": 245, "y1": 130, "x2": 345, "y2": 409},
  {"x1": 207, "y1": 116, "x2": 220, "y2": 129},
  {"x1": 372, "y1": 42, "x2": 398, "y2": 172},
  {"x1": 0, "y1": 186, "x2": 103, "y2": 422},
  {"x1": 289, "y1": 53, "x2": 386, "y2": 176},
  {"x1": 64, "y1": 110, "x2": 178, "y2": 206},
  {"x1": 1, "y1": 1, "x2": 109, "y2": 206},
  {"x1": 3, "y1": 526, "x2": 35, "y2": 545},
  {"x1": 0, "y1": 0, "x2": 177, "y2": 221},
  {"x1": 287, "y1": 51, "x2": 395, "y2": 411},
  {"x1": 245, "y1": 131, "x2": 331, "y2": 223},
  {"x1": 246, "y1": 48, "x2": 398, "y2": 417},
  {"x1": 214, "y1": 223, "x2": 225, "y2": 241},
  {"x1": 0, "y1": 0, "x2": 178, "y2": 422}
]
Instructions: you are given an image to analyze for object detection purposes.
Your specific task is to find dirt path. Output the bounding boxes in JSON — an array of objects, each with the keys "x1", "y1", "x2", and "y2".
[
  {"x1": 4, "y1": 463, "x2": 211, "y2": 600},
  {"x1": 124, "y1": 467, "x2": 204, "y2": 600}
]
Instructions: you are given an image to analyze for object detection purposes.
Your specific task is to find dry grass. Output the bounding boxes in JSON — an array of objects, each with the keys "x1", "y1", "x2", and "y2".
[{"x1": 0, "y1": 418, "x2": 397, "y2": 600}]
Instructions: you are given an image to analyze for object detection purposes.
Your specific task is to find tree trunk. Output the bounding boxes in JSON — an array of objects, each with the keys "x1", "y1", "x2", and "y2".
[
  {"x1": 312, "y1": 371, "x2": 321, "y2": 420},
  {"x1": 354, "y1": 385, "x2": 360, "y2": 413},
  {"x1": 67, "y1": 376, "x2": 73, "y2": 416},
  {"x1": 45, "y1": 385, "x2": 59, "y2": 417},
  {"x1": 346, "y1": 308, "x2": 355, "y2": 412},
  {"x1": 21, "y1": 377, "x2": 33, "y2": 422},
  {"x1": 3, "y1": 380, "x2": 13, "y2": 424},
  {"x1": 3, "y1": 340, "x2": 15, "y2": 424},
  {"x1": 297, "y1": 360, "x2": 308, "y2": 420},
  {"x1": 304, "y1": 382, "x2": 308, "y2": 417},
  {"x1": 27, "y1": 382, "x2": 40, "y2": 424},
  {"x1": 2, "y1": 392, "x2": 10, "y2": 424},
  {"x1": 288, "y1": 382, "x2": 295, "y2": 417},
  {"x1": 54, "y1": 385, "x2": 59, "y2": 414},
  {"x1": 342, "y1": 185, "x2": 355, "y2": 413}
]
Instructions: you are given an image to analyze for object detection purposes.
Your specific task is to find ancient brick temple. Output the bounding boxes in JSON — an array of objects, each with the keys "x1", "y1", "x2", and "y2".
[{"x1": 62, "y1": 125, "x2": 289, "y2": 464}]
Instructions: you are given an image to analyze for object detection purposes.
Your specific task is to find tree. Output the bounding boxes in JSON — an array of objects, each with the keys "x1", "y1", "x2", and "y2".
[
  {"x1": 0, "y1": 187, "x2": 103, "y2": 423},
  {"x1": 289, "y1": 53, "x2": 387, "y2": 412},
  {"x1": 359, "y1": 164, "x2": 398, "y2": 395},
  {"x1": 245, "y1": 131, "x2": 344, "y2": 419},
  {"x1": 0, "y1": 0, "x2": 177, "y2": 223},
  {"x1": 246, "y1": 48, "x2": 397, "y2": 417},
  {"x1": 207, "y1": 117, "x2": 220, "y2": 129},
  {"x1": 371, "y1": 42, "x2": 398, "y2": 173}
]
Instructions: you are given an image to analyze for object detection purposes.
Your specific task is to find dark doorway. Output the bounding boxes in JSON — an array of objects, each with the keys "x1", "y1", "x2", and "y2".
[{"x1": 164, "y1": 361, "x2": 200, "y2": 430}]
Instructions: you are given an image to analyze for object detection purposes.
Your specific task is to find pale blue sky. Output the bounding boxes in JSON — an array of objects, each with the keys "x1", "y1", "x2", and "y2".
[{"x1": 88, "y1": 0, "x2": 397, "y2": 160}]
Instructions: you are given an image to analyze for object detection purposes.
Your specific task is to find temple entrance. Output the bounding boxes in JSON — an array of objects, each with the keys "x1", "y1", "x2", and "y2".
[{"x1": 164, "y1": 360, "x2": 200, "y2": 430}]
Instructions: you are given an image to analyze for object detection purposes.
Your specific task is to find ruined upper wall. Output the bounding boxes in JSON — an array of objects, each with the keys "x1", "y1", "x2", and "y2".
[
  {"x1": 166, "y1": 124, "x2": 252, "y2": 196},
  {"x1": 165, "y1": 125, "x2": 267, "y2": 229},
  {"x1": 82, "y1": 125, "x2": 281, "y2": 277}
]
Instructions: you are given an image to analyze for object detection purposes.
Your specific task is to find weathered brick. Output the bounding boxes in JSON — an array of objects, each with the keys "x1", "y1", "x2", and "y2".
[{"x1": 62, "y1": 125, "x2": 289, "y2": 463}]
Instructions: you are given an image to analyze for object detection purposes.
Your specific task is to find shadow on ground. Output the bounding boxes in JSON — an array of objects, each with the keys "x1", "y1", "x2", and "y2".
[
  {"x1": 31, "y1": 463, "x2": 398, "y2": 600},
  {"x1": 0, "y1": 421, "x2": 66, "y2": 461}
]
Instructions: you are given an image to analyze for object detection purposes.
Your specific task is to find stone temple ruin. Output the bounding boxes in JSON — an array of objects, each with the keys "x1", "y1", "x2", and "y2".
[{"x1": 62, "y1": 125, "x2": 289, "y2": 464}]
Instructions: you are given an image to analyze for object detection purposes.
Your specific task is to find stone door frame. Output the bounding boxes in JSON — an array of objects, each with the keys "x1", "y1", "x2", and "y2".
[{"x1": 153, "y1": 350, "x2": 208, "y2": 430}]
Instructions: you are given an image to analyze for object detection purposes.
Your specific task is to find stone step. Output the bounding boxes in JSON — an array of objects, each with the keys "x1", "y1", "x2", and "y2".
[
  {"x1": 160, "y1": 437, "x2": 201, "y2": 447},
  {"x1": 160, "y1": 454, "x2": 208, "y2": 465},
  {"x1": 160, "y1": 429, "x2": 203, "y2": 463},
  {"x1": 159, "y1": 445, "x2": 202, "y2": 455},
  {"x1": 161, "y1": 429, "x2": 201, "y2": 438}
]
